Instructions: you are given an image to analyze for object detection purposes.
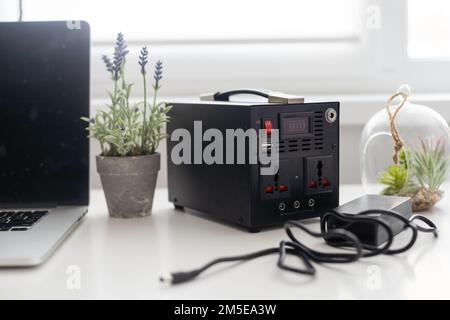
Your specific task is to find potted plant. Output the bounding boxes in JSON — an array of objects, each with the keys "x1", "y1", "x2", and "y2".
[{"x1": 82, "y1": 33, "x2": 171, "y2": 218}]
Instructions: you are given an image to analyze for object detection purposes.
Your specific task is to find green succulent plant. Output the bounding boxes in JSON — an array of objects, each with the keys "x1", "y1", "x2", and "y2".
[
  {"x1": 82, "y1": 33, "x2": 171, "y2": 157},
  {"x1": 379, "y1": 164, "x2": 420, "y2": 196},
  {"x1": 413, "y1": 139, "x2": 449, "y2": 190},
  {"x1": 379, "y1": 139, "x2": 449, "y2": 196}
]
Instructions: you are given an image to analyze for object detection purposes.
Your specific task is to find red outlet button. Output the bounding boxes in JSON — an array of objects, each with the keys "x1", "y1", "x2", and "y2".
[
  {"x1": 265, "y1": 186, "x2": 274, "y2": 194},
  {"x1": 279, "y1": 184, "x2": 288, "y2": 192},
  {"x1": 322, "y1": 179, "x2": 331, "y2": 187},
  {"x1": 309, "y1": 180, "x2": 318, "y2": 188}
]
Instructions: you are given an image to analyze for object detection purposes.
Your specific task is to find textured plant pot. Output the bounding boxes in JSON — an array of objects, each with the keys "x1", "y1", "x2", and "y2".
[{"x1": 96, "y1": 153, "x2": 160, "y2": 218}]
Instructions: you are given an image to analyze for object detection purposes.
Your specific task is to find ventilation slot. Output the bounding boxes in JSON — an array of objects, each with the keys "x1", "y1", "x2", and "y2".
[
  {"x1": 301, "y1": 138, "x2": 312, "y2": 151},
  {"x1": 314, "y1": 111, "x2": 324, "y2": 150},
  {"x1": 277, "y1": 140, "x2": 300, "y2": 153},
  {"x1": 278, "y1": 141, "x2": 286, "y2": 153},
  {"x1": 278, "y1": 139, "x2": 314, "y2": 153},
  {"x1": 288, "y1": 140, "x2": 299, "y2": 152}
]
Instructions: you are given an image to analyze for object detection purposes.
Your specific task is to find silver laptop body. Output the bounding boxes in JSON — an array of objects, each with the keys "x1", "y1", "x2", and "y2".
[{"x1": 0, "y1": 21, "x2": 90, "y2": 266}]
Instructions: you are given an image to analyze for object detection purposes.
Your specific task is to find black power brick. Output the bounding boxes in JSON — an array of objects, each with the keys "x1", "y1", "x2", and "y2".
[{"x1": 325, "y1": 194, "x2": 412, "y2": 246}]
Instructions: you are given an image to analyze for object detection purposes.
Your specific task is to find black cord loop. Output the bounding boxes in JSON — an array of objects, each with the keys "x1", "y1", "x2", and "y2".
[{"x1": 161, "y1": 209, "x2": 438, "y2": 285}]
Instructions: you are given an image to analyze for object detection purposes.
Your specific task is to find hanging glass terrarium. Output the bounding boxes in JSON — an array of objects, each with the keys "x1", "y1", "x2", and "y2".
[{"x1": 360, "y1": 85, "x2": 450, "y2": 212}]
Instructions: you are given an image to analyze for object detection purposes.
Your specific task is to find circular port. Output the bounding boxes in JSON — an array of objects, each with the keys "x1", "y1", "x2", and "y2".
[
  {"x1": 325, "y1": 108, "x2": 337, "y2": 124},
  {"x1": 308, "y1": 198, "x2": 315, "y2": 207},
  {"x1": 294, "y1": 200, "x2": 300, "y2": 209},
  {"x1": 278, "y1": 202, "x2": 286, "y2": 211}
]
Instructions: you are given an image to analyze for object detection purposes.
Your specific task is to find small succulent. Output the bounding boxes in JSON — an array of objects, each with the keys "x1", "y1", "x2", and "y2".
[
  {"x1": 379, "y1": 139, "x2": 448, "y2": 200},
  {"x1": 379, "y1": 163, "x2": 420, "y2": 196},
  {"x1": 82, "y1": 33, "x2": 171, "y2": 157}
]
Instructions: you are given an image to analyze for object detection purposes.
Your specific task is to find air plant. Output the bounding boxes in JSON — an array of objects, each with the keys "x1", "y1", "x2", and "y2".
[
  {"x1": 379, "y1": 138, "x2": 449, "y2": 211},
  {"x1": 412, "y1": 138, "x2": 449, "y2": 191},
  {"x1": 82, "y1": 33, "x2": 171, "y2": 157}
]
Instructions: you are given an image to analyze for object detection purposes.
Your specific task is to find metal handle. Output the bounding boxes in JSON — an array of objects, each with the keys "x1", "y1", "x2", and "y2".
[{"x1": 200, "y1": 88, "x2": 304, "y2": 104}]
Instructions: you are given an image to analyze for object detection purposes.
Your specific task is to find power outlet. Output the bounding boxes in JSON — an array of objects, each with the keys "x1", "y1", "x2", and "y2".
[
  {"x1": 260, "y1": 160, "x2": 290, "y2": 200},
  {"x1": 305, "y1": 155, "x2": 333, "y2": 194}
]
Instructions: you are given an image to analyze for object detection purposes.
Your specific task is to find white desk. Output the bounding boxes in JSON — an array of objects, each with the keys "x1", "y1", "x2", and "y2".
[{"x1": 0, "y1": 185, "x2": 449, "y2": 299}]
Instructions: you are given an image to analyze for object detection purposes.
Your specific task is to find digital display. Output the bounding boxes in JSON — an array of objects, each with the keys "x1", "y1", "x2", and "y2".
[{"x1": 281, "y1": 116, "x2": 310, "y2": 136}]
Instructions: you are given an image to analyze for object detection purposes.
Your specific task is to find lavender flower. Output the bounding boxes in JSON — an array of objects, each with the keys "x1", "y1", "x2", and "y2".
[
  {"x1": 102, "y1": 55, "x2": 114, "y2": 75},
  {"x1": 84, "y1": 33, "x2": 170, "y2": 157},
  {"x1": 112, "y1": 32, "x2": 129, "y2": 80},
  {"x1": 138, "y1": 46, "x2": 148, "y2": 76},
  {"x1": 153, "y1": 60, "x2": 163, "y2": 90}
]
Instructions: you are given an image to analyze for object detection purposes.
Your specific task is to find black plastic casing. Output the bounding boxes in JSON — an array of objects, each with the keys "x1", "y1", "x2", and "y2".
[
  {"x1": 166, "y1": 100, "x2": 340, "y2": 231},
  {"x1": 329, "y1": 194, "x2": 412, "y2": 246}
]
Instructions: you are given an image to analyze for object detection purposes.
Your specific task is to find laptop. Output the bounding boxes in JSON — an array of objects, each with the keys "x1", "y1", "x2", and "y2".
[{"x1": 0, "y1": 21, "x2": 90, "y2": 266}]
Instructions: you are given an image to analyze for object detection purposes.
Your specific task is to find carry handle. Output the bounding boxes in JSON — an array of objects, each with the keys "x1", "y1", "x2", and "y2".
[{"x1": 200, "y1": 88, "x2": 304, "y2": 104}]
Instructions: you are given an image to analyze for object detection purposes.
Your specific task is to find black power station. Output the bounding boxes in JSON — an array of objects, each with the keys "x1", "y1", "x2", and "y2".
[{"x1": 166, "y1": 89, "x2": 339, "y2": 232}]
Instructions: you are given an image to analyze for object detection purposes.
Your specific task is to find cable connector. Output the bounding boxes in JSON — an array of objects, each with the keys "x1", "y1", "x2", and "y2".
[{"x1": 159, "y1": 271, "x2": 199, "y2": 285}]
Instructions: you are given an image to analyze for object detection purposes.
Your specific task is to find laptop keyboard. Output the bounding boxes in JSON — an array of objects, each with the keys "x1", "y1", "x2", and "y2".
[{"x1": 0, "y1": 211, "x2": 48, "y2": 231}]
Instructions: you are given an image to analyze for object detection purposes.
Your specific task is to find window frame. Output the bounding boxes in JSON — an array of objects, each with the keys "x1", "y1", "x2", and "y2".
[
  {"x1": 374, "y1": 0, "x2": 450, "y2": 93},
  {"x1": 3, "y1": 0, "x2": 449, "y2": 97},
  {"x1": 90, "y1": 0, "x2": 377, "y2": 98}
]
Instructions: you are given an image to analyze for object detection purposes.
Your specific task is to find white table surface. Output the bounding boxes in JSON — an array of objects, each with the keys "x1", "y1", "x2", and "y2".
[{"x1": 0, "y1": 185, "x2": 449, "y2": 300}]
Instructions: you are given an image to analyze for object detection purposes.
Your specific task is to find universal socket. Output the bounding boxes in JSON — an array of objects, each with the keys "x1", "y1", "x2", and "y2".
[
  {"x1": 305, "y1": 155, "x2": 333, "y2": 193},
  {"x1": 260, "y1": 160, "x2": 290, "y2": 200}
]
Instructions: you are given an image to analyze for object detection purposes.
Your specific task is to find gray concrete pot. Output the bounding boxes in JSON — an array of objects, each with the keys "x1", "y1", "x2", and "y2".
[{"x1": 96, "y1": 153, "x2": 160, "y2": 218}]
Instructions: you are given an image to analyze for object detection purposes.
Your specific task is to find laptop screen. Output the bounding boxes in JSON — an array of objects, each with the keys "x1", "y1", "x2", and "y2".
[{"x1": 0, "y1": 21, "x2": 90, "y2": 206}]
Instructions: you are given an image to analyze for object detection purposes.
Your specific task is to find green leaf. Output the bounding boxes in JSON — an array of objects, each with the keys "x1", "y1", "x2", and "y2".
[
  {"x1": 378, "y1": 164, "x2": 419, "y2": 195},
  {"x1": 412, "y1": 138, "x2": 449, "y2": 189}
]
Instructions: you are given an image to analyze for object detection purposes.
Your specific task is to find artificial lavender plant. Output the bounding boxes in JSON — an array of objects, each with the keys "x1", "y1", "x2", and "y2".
[{"x1": 82, "y1": 33, "x2": 171, "y2": 156}]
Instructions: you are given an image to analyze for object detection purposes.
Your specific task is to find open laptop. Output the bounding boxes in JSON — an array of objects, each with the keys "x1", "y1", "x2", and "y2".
[{"x1": 0, "y1": 21, "x2": 90, "y2": 266}]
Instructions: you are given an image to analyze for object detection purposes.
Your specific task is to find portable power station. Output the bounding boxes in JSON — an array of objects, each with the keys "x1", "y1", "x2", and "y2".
[{"x1": 166, "y1": 89, "x2": 339, "y2": 232}]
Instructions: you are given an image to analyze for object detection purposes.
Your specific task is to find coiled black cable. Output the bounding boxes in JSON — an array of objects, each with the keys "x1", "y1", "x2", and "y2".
[{"x1": 160, "y1": 209, "x2": 438, "y2": 285}]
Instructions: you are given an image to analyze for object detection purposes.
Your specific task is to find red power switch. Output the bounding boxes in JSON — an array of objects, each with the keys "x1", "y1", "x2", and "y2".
[
  {"x1": 278, "y1": 184, "x2": 288, "y2": 192},
  {"x1": 265, "y1": 186, "x2": 274, "y2": 194},
  {"x1": 322, "y1": 179, "x2": 331, "y2": 187},
  {"x1": 263, "y1": 120, "x2": 273, "y2": 135}
]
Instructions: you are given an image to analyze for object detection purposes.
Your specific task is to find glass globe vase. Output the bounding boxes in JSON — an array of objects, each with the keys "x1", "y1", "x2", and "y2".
[{"x1": 360, "y1": 87, "x2": 450, "y2": 212}]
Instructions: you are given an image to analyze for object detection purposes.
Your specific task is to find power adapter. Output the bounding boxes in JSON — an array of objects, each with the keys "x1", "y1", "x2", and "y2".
[
  {"x1": 324, "y1": 194, "x2": 412, "y2": 246},
  {"x1": 161, "y1": 194, "x2": 438, "y2": 285}
]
